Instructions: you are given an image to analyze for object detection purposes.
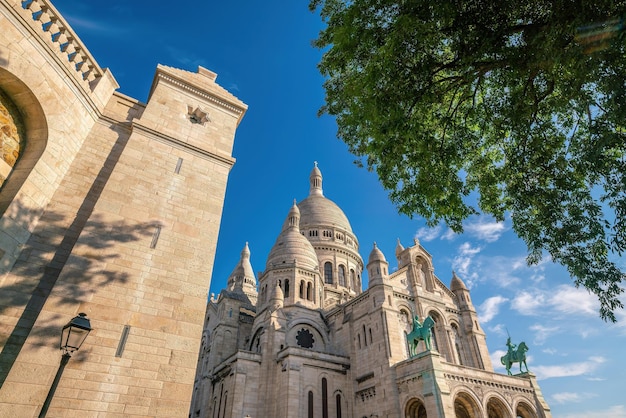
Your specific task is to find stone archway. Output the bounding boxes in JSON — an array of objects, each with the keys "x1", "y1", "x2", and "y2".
[
  {"x1": 0, "y1": 88, "x2": 24, "y2": 189},
  {"x1": 515, "y1": 401, "x2": 537, "y2": 418},
  {"x1": 405, "y1": 397, "x2": 427, "y2": 418},
  {"x1": 486, "y1": 396, "x2": 512, "y2": 418},
  {"x1": 0, "y1": 68, "x2": 48, "y2": 217},
  {"x1": 454, "y1": 391, "x2": 481, "y2": 418}
]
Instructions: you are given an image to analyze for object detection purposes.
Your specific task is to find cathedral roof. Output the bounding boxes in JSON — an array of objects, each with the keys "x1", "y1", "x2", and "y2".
[
  {"x1": 298, "y1": 163, "x2": 354, "y2": 234},
  {"x1": 266, "y1": 201, "x2": 319, "y2": 270}
]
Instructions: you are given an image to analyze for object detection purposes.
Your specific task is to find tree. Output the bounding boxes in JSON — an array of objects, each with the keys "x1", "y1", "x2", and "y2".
[{"x1": 310, "y1": 0, "x2": 626, "y2": 321}]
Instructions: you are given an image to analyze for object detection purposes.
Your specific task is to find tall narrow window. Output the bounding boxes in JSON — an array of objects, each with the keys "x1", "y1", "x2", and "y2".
[
  {"x1": 307, "y1": 282, "x2": 312, "y2": 301},
  {"x1": 338, "y1": 265, "x2": 346, "y2": 286},
  {"x1": 322, "y1": 378, "x2": 328, "y2": 418},
  {"x1": 363, "y1": 325, "x2": 367, "y2": 346},
  {"x1": 308, "y1": 391, "x2": 314, "y2": 418},
  {"x1": 336, "y1": 394, "x2": 342, "y2": 418},
  {"x1": 324, "y1": 262, "x2": 333, "y2": 284},
  {"x1": 285, "y1": 279, "x2": 290, "y2": 297},
  {"x1": 350, "y1": 269, "x2": 356, "y2": 289},
  {"x1": 300, "y1": 281, "x2": 305, "y2": 298}
]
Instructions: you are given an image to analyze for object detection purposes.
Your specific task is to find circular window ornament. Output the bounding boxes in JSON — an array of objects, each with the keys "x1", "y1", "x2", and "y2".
[{"x1": 296, "y1": 328, "x2": 315, "y2": 349}]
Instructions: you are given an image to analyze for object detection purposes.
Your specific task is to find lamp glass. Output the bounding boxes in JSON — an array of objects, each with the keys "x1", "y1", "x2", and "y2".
[{"x1": 60, "y1": 313, "x2": 92, "y2": 354}]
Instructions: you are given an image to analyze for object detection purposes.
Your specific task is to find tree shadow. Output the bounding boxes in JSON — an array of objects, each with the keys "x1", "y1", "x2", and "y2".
[{"x1": 0, "y1": 124, "x2": 156, "y2": 387}]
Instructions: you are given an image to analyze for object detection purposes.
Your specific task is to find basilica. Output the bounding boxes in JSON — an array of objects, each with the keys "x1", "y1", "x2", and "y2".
[{"x1": 190, "y1": 164, "x2": 552, "y2": 418}]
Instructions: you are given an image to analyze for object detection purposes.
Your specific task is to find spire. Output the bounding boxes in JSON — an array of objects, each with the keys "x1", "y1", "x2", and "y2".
[
  {"x1": 395, "y1": 238, "x2": 405, "y2": 258},
  {"x1": 283, "y1": 200, "x2": 300, "y2": 230},
  {"x1": 227, "y1": 242, "x2": 257, "y2": 296},
  {"x1": 309, "y1": 161, "x2": 323, "y2": 196}
]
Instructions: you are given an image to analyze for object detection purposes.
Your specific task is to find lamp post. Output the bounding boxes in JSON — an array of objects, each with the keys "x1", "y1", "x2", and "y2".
[{"x1": 39, "y1": 313, "x2": 92, "y2": 418}]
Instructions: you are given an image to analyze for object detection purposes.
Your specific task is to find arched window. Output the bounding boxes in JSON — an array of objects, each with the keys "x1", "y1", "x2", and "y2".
[
  {"x1": 285, "y1": 279, "x2": 290, "y2": 297},
  {"x1": 300, "y1": 281, "x2": 305, "y2": 298},
  {"x1": 324, "y1": 262, "x2": 333, "y2": 284},
  {"x1": 350, "y1": 269, "x2": 356, "y2": 289},
  {"x1": 308, "y1": 391, "x2": 314, "y2": 418},
  {"x1": 307, "y1": 282, "x2": 312, "y2": 301},
  {"x1": 338, "y1": 265, "x2": 346, "y2": 286}
]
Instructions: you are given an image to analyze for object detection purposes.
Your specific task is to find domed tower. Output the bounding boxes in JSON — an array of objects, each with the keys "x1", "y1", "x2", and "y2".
[
  {"x1": 367, "y1": 242, "x2": 389, "y2": 287},
  {"x1": 258, "y1": 201, "x2": 323, "y2": 311},
  {"x1": 297, "y1": 162, "x2": 364, "y2": 309},
  {"x1": 226, "y1": 242, "x2": 258, "y2": 305},
  {"x1": 450, "y1": 271, "x2": 493, "y2": 370}
]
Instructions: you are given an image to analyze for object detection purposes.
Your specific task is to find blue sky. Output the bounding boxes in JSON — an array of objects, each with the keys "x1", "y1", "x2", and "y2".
[{"x1": 50, "y1": 1, "x2": 626, "y2": 416}]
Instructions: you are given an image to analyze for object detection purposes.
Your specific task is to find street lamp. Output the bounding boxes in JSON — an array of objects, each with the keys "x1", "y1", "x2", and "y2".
[{"x1": 39, "y1": 313, "x2": 92, "y2": 418}]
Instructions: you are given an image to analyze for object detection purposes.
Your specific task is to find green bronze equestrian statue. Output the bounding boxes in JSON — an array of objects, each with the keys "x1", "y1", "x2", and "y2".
[{"x1": 407, "y1": 315, "x2": 435, "y2": 357}]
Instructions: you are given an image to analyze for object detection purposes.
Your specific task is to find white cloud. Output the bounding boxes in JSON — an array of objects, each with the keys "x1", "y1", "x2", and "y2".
[
  {"x1": 452, "y1": 242, "x2": 482, "y2": 287},
  {"x1": 552, "y1": 391, "x2": 596, "y2": 404},
  {"x1": 551, "y1": 285, "x2": 598, "y2": 316},
  {"x1": 511, "y1": 290, "x2": 546, "y2": 316},
  {"x1": 478, "y1": 296, "x2": 509, "y2": 323},
  {"x1": 529, "y1": 324, "x2": 559, "y2": 345},
  {"x1": 557, "y1": 405, "x2": 626, "y2": 418},
  {"x1": 464, "y1": 217, "x2": 507, "y2": 242},
  {"x1": 510, "y1": 285, "x2": 599, "y2": 319},
  {"x1": 415, "y1": 225, "x2": 442, "y2": 242},
  {"x1": 533, "y1": 356, "x2": 605, "y2": 380},
  {"x1": 441, "y1": 228, "x2": 456, "y2": 241},
  {"x1": 490, "y1": 349, "x2": 507, "y2": 372}
]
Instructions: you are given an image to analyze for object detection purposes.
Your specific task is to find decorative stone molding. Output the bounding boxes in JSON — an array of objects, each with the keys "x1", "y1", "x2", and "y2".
[{"x1": 188, "y1": 105, "x2": 210, "y2": 125}]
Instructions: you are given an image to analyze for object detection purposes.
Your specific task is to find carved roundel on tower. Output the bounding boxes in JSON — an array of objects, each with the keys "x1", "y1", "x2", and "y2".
[{"x1": 296, "y1": 328, "x2": 315, "y2": 349}]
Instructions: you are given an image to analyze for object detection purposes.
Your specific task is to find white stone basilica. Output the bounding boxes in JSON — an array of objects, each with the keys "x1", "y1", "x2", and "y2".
[{"x1": 190, "y1": 164, "x2": 551, "y2": 418}]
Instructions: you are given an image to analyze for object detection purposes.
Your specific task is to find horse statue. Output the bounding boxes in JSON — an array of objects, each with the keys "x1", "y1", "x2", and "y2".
[
  {"x1": 407, "y1": 315, "x2": 435, "y2": 357},
  {"x1": 500, "y1": 341, "x2": 529, "y2": 375}
]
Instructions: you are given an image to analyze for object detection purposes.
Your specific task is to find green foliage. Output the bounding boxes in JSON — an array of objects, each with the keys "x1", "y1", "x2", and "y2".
[{"x1": 310, "y1": 0, "x2": 626, "y2": 321}]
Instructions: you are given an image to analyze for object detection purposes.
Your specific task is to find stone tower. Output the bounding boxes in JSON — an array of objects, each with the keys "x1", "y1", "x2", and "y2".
[{"x1": 0, "y1": 1, "x2": 246, "y2": 416}]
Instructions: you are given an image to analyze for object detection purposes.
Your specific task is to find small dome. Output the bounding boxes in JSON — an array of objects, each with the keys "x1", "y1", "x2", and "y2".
[
  {"x1": 368, "y1": 242, "x2": 387, "y2": 263},
  {"x1": 266, "y1": 202, "x2": 319, "y2": 270},
  {"x1": 450, "y1": 271, "x2": 468, "y2": 291}
]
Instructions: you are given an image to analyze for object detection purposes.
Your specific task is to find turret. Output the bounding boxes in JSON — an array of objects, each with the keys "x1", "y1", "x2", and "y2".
[
  {"x1": 227, "y1": 242, "x2": 258, "y2": 305},
  {"x1": 367, "y1": 242, "x2": 389, "y2": 287},
  {"x1": 450, "y1": 271, "x2": 493, "y2": 371}
]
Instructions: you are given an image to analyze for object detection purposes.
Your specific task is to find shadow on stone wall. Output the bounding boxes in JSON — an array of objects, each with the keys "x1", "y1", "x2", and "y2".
[
  {"x1": 0, "y1": 123, "x2": 159, "y2": 388},
  {"x1": 0, "y1": 198, "x2": 158, "y2": 388}
]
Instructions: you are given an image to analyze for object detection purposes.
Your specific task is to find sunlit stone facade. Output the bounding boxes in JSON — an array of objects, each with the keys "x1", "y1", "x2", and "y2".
[
  {"x1": 191, "y1": 165, "x2": 552, "y2": 418},
  {"x1": 0, "y1": 0, "x2": 246, "y2": 416}
]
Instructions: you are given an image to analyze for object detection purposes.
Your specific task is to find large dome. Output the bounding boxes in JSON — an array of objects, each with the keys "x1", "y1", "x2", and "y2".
[{"x1": 297, "y1": 162, "x2": 354, "y2": 233}]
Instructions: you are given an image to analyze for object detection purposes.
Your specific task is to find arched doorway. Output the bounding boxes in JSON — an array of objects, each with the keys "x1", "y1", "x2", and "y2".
[
  {"x1": 0, "y1": 68, "x2": 48, "y2": 217},
  {"x1": 454, "y1": 391, "x2": 481, "y2": 418},
  {"x1": 486, "y1": 396, "x2": 512, "y2": 418},
  {"x1": 0, "y1": 88, "x2": 24, "y2": 189},
  {"x1": 515, "y1": 401, "x2": 537, "y2": 418},
  {"x1": 405, "y1": 397, "x2": 427, "y2": 418}
]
